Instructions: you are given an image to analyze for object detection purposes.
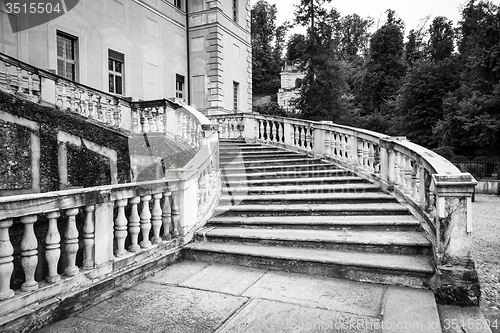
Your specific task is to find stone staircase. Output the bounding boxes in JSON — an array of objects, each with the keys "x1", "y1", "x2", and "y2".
[{"x1": 184, "y1": 140, "x2": 435, "y2": 289}]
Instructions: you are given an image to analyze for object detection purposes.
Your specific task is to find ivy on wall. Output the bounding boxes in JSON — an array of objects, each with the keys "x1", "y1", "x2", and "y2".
[
  {"x1": 0, "y1": 90, "x2": 131, "y2": 194},
  {"x1": 0, "y1": 119, "x2": 32, "y2": 190}
]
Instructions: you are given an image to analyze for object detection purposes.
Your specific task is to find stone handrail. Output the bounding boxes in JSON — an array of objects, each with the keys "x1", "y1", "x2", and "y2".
[
  {"x1": 209, "y1": 112, "x2": 479, "y2": 305},
  {"x1": 0, "y1": 124, "x2": 220, "y2": 316}
]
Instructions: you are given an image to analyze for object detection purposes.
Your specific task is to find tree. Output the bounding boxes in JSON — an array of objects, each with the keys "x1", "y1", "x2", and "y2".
[
  {"x1": 292, "y1": 1, "x2": 347, "y2": 121},
  {"x1": 251, "y1": 1, "x2": 288, "y2": 94},
  {"x1": 286, "y1": 33, "x2": 307, "y2": 62},
  {"x1": 360, "y1": 10, "x2": 406, "y2": 116},
  {"x1": 427, "y1": 16, "x2": 455, "y2": 62},
  {"x1": 435, "y1": 0, "x2": 500, "y2": 156}
]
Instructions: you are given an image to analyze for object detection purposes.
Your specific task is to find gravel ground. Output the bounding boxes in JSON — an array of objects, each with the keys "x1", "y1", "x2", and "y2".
[{"x1": 471, "y1": 194, "x2": 500, "y2": 329}]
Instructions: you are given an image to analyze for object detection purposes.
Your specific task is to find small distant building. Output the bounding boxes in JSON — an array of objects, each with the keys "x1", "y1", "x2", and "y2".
[{"x1": 277, "y1": 63, "x2": 305, "y2": 113}]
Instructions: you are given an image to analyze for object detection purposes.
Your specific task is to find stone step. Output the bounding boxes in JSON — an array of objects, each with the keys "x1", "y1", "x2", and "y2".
[
  {"x1": 207, "y1": 215, "x2": 421, "y2": 231},
  {"x1": 222, "y1": 175, "x2": 367, "y2": 187},
  {"x1": 195, "y1": 227, "x2": 431, "y2": 255},
  {"x1": 221, "y1": 158, "x2": 323, "y2": 168},
  {"x1": 220, "y1": 163, "x2": 339, "y2": 174},
  {"x1": 220, "y1": 153, "x2": 308, "y2": 162},
  {"x1": 219, "y1": 192, "x2": 398, "y2": 205},
  {"x1": 183, "y1": 242, "x2": 434, "y2": 288},
  {"x1": 221, "y1": 183, "x2": 380, "y2": 195},
  {"x1": 221, "y1": 168, "x2": 352, "y2": 181},
  {"x1": 220, "y1": 149, "x2": 291, "y2": 155},
  {"x1": 214, "y1": 202, "x2": 411, "y2": 217}
]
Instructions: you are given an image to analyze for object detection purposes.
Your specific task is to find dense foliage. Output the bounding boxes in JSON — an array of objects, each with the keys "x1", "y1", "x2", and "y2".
[{"x1": 251, "y1": 0, "x2": 500, "y2": 158}]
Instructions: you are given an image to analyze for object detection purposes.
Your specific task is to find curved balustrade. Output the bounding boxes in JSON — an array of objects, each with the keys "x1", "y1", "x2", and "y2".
[
  {"x1": 0, "y1": 120, "x2": 220, "y2": 318},
  {"x1": 0, "y1": 52, "x2": 205, "y2": 150},
  {"x1": 208, "y1": 112, "x2": 478, "y2": 301}
]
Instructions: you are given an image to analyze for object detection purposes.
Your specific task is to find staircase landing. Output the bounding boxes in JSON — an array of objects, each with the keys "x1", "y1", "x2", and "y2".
[{"x1": 36, "y1": 261, "x2": 442, "y2": 333}]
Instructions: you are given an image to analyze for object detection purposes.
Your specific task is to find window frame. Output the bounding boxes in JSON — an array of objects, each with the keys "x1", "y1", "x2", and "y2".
[
  {"x1": 233, "y1": 81, "x2": 239, "y2": 112},
  {"x1": 174, "y1": 0, "x2": 182, "y2": 10},
  {"x1": 56, "y1": 30, "x2": 79, "y2": 82},
  {"x1": 108, "y1": 49, "x2": 125, "y2": 95},
  {"x1": 176, "y1": 74, "x2": 185, "y2": 101},
  {"x1": 232, "y1": 0, "x2": 238, "y2": 22}
]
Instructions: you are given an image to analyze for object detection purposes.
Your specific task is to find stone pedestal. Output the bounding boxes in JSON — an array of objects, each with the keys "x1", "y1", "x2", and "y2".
[{"x1": 432, "y1": 174, "x2": 480, "y2": 306}]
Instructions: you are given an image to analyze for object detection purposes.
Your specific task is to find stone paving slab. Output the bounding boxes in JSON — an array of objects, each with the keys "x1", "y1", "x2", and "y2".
[
  {"x1": 38, "y1": 282, "x2": 247, "y2": 333},
  {"x1": 147, "y1": 260, "x2": 210, "y2": 285},
  {"x1": 438, "y1": 305, "x2": 494, "y2": 333},
  {"x1": 179, "y1": 264, "x2": 266, "y2": 296},
  {"x1": 382, "y1": 286, "x2": 441, "y2": 333},
  {"x1": 34, "y1": 261, "x2": 445, "y2": 333},
  {"x1": 242, "y1": 270, "x2": 385, "y2": 318},
  {"x1": 217, "y1": 298, "x2": 382, "y2": 333}
]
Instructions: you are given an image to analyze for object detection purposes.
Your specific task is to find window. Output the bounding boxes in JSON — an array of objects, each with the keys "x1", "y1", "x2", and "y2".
[
  {"x1": 176, "y1": 74, "x2": 185, "y2": 100},
  {"x1": 233, "y1": 81, "x2": 239, "y2": 111},
  {"x1": 174, "y1": 0, "x2": 182, "y2": 10},
  {"x1": 57, "y1": 31, "x2": 78, "y2": 81},
  {"x1": 232, "y1": 0, "x2": 238, "y2": 22},
  {"x1": 108, "y1": 50, "x2": 124, "y2": 95}
]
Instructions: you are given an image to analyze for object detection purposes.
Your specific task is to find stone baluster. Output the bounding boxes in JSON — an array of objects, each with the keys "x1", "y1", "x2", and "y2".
[
  {"x1": 16, "y1": 67, "x2": 23, "y2": 93},
  {"x1": 356, "y1": 139, "x2": 363, "y2": 168},
  {"x1": 412, "y1": 163, "x2": 419, "y2": 202},
  {"x1": 65, "y1": 208, "x2": 79, "y2": 276},
  {"x1": 259, "y1": 119, "x2": 265, "y2": 141},
  {"x1": 151, "y1": 193, "x2": 163, "y2": 245},
  {"x1": 142, "y1": 109, "x2": 150, "y2": 133},
  {"x1": 293, "y1": 125, "x2": 299, "y2": 147},
  {"x1": 162, "y1": 192, "x2": 173, "y2": 241},
  {"x1": 305, "y1": 127, "x2": 312, "y2": 152},
  {"x1": 128, "y1": 197, "x2": 141, "y2": 252},
  {"x1": 363, "y1": 140, "x2": 370, "y2": 170},
  {"x1": 57, "y1": 83, "x2": 66, "y2": 109},
  {"x1": 345, "y1": 135, "x2": 352, "y2": 163},
  {"x1": 114, "y1": 199, "x2": 128, "y2": 257},
  {"x1": 155, "y1": 107, "x2": 163, "y2": 132},
  {"x1": 404, "y1": 158, "x2": 413, "y2": 195},
  {"x1": 45, "y1": 212, "x2": 61, "y2": 283},
  {"x1": 368, "y1": 142, "x2": 375, "y2": 172},
  {"x1": 20, "y1": 215, "x2": 39, "y2": 291},
  {"x1": 4, "y1": 63, "x2": 12, "y2": 92},
  {"x1": 69, "y1": 87, "x2": 77, "y2": 113},
  {"x1": 171, "y1": 192, "x2": 180, "y2": 238},
  {"x1": 162, "y1": 105, "x2": 168, "y2": 133},
  {"x1": 299, "y1": 126, "x2": 305, "y2": 149},
  {"x1": 238, "y1": 118, "x2": 245, "y2": 139},
  {"x1": 330, "y1": 132, "x2": 336, "y2": 158},
  {"x1": 0, "y1": 219, "x2": 14, "y2": 300},
  {"x1": 399, "y1": 155, "x2": 407, "y2": 191},
  {"x1": 393, "y1": 152, "x2": 401, "y2": 187},
  {"x1": 182, "y1": 113, "x2": 188, "y2": 139},
  {"x1": 113, "y1": 100, "x2": 121, "y2": 127},
  {"x1": 96, "y1": 95, "x2": 104, "y2": 122},
  {"x1": 270, "y1": 121, "x2": 276, "y2": 143},
  {"x1": 83, "y1": 205, "x2": 95, "y2": 270},
  {"x1": 186, "y1": 116, "x2": 192, "y2": 142},
  {"x1": 27, "y1": 72, "x2": 34, "y2": 99},
  {"x1": 191, "y1": 120, "x2": 198, "y2": 147},
  {"x1": 278, "y1": 122, "x2": 284, "y2": 143},
  {"x1": 140, "y1": 195, "x2": 152, "y2": 248},
  {"x1": 149, "y1": 108, "x2": 157, "y2": 132},
  {"x1": 87, "y1": 92, "x2": 94, "y2": 119}
]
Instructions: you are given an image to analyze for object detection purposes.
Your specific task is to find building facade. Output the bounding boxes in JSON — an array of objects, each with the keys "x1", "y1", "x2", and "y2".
[
  {"x1": 0, "y1": 0, "x2": 252, "y2": 114},
  {"x1": 277, "y1": 63, "x2": 304, "y2": 114}
]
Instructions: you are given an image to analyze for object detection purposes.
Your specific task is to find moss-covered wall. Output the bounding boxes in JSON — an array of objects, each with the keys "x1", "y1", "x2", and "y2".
[
  {"x1": 0, "y1": 90, "x2": 131, "y2": 195},
  {"x1": 0, "y1": 119, "x2": 32, "y2": 190}
]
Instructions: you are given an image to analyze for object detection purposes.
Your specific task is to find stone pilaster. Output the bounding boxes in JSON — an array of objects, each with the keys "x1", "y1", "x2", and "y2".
[
  {"x1": 432, "y1": 173, "x2": 480, "y2": 306},
  {"x1": 246, "y1": 0, "x2": 252, "y2": 113},
  {"x1": 206, "y1": 27, "x2": 224, "y2": 111}
]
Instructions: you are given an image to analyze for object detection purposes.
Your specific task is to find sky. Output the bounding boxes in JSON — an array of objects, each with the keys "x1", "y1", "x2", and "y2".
[{"x1": 250, "y1": 0, "x2": 472, "y2": 35}]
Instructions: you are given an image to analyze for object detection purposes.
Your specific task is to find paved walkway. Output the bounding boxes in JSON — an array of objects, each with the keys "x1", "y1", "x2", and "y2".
[{"x1": 36, "y1": 261, "x2": 442, "y2": 333}]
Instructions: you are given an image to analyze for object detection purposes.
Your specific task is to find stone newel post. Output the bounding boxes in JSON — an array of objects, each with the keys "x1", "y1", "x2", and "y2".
[{"x1": 432, "y1": 173, "x2": 480, "y2": 306}]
